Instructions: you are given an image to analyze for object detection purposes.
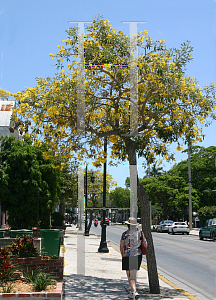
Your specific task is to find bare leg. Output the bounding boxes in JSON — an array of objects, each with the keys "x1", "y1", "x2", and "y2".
[{"x1": 126, "y1": 270, "x2": 137, "y2": 292}]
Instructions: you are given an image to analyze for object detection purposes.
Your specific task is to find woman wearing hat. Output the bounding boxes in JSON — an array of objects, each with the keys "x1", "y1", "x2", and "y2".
[{"x1": 120, "y1": 217, "x2": 147, "y2": 299}]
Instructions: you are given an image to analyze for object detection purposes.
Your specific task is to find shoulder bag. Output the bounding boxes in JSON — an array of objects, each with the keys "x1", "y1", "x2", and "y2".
[{"x1": 141, "y1": 231, "x2": 147, "y2": 255}]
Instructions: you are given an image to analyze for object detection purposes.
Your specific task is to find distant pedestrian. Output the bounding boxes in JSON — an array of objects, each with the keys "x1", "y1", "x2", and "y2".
[{"x1": 120, "y1": 217, "x2": 147, "y2": 299}]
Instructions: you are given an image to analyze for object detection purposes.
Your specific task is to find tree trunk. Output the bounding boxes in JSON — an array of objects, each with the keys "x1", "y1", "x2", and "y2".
[
  {"x1": 127, "y1": 144, "x2": 160, "y2": 294},
  {"x1": 137, "y1": 181, "x2": 160, "y2": 294},
  {"x1": 59, "y1": 201, "x2": 66, "y2": 216}
]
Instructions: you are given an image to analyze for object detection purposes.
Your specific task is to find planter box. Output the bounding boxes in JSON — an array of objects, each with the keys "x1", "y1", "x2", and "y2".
[
  {"x1": 0, "y1": 238, "x2": 41, "y2": 253},
  {"x1": 11, "y1": 256, "x2": 64, "y2": 281},
  {"x1": 0, "y1": 282, "x2": 63, "y2": 299}
]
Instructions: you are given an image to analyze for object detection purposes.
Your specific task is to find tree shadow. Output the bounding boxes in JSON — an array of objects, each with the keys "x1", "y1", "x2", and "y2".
[
  {"x1": 64, "y1": 274, "x2": 186, "y2": 299},
  {"x1": 64, "y1": 274, "x2": 128, "y2": 299},
  {"x1": 139, "y1": 286, "x2": 190, "y2": 299}
]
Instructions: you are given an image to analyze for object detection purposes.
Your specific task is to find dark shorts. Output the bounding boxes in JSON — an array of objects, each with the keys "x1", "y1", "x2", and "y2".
[{"x1": 122, "y1": 254, "x2": 142, "y2": 270}]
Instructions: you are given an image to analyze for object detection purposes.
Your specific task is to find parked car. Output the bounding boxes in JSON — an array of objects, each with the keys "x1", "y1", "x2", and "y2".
[
  {"x1": 168, "y1": 222, "x2": 190, "y2": 235},
  {"x1": 199, "y1": 218, "x2": 216, "y2": 240},
  {"x1": 100, "y1": 217, "x2": 110, "y2": 225},
  {"x1": 156, "y1": 220, "x2": 173, "y2": 232}
]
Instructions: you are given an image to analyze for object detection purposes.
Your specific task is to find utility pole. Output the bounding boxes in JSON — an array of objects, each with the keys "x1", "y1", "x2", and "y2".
[{"x1": 188, "y1": 142, "x2": 193, "y2": 230}]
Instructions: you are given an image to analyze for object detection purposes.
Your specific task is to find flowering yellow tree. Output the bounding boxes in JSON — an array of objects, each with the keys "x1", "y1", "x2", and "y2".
[
  {"x1": 12, "y1": 16, "x2": 216, "y2": 293},
  {"x1": 0, "y1": 89, "x2": 11, "y2": 100}
]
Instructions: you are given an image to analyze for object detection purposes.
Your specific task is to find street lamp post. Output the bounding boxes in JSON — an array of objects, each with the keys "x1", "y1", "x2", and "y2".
[
  {"x1": 84, "y1": 166, "x2": 95, "y2": 236},
  {"x1": 98, "y1": 137, "x2": 109, "y2": 253},
  {"x1": 84, "y1": 166, "x2": 89, "y2": 236}
]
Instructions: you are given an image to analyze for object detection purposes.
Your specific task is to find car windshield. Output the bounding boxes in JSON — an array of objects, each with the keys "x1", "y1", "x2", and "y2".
[
  {"x1": 174, "y1": 222, "x2": 186, "y2": 225},
  {"x1": 212, "y1": 218, "x2": 216, "y2": 225},
  {"x1": 164, "y1": 221, "x2": 173, "y2": 223}
]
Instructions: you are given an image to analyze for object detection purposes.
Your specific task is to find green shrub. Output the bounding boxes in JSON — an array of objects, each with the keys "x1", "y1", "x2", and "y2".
[
  {"x1": 0, "y1": 282, "x2": 14, "y2": 293},
  {"x1": 9, "y1": 235, "x2": 39, "y2": 258},
  {"x1": 23, "y1": 268, "x2": 55, "y2": 291},
  {"x1": 52, "y1": 212, "x2": 65, "y2": 227},
  {"x1": 197, "y1": 206, "x2": 216, "y2": 226},
  {"x1": 0, "y1": 247, "x2": 15, "y2": 283},
  {"x1": 33, "y1": 272, "x2": 54, "y2": 291},
  {"x1": 23, "y1": 267, "x2": 42, "y2": 283}
]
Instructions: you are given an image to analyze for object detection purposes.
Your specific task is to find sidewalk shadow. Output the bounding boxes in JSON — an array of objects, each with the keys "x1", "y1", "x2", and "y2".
[
  {"x1": 64, "y1": 274, "x2": 130, "y2": 299},
  {"x1": 138, "y1": 286, "x2": 189, "y2": 299},
  {"x1": 64, "y1": 274, "x2": 186, "y2": 299}
]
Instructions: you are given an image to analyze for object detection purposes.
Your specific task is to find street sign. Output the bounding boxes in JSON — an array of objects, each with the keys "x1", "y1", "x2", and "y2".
[{"x1": 151, "y1": 207, "x2": 156, "y2": 214}]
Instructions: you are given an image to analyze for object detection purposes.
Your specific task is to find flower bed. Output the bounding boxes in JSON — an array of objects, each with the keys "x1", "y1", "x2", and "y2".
[
  {"x1": 0, "y1": 236, "x2": 64, "y2": 299},
  {"x1": 0, "y1": 238, "x2": 41, "y2": 253},
  {"x1": 0, "y1": 281, "x2": 63, "y2": 299},
  {"x1": 11, "y1": 256, "x2": 64, "y2": 281}
]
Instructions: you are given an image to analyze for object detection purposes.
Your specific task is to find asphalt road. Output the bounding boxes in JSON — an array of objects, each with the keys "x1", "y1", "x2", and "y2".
[{"x1": 90, "y1": 224, "x2": 216, "y2": 300}]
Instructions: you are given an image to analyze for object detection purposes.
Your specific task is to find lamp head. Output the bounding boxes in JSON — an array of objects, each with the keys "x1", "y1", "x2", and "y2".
[{"x1": 91, "y1": 172, "x2": 95, "y2": 183}]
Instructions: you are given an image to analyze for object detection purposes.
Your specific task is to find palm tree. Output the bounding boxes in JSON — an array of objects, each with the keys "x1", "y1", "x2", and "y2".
[{"x1": 144, "y1": 163, "x2": 165, "y2": 178}]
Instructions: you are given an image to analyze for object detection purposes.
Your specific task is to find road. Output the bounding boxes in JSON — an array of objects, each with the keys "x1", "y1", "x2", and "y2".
[{"x1": 90, "y1": 224, "x2": 216, "y2": 300}]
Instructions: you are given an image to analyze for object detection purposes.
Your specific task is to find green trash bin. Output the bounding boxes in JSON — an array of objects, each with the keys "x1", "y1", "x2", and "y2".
[
  {"x1": 58, "y1": 230, "x2": 63, "y2": 248},
  {"x1": 40, "y1": 229, "x2": 63, "y2": 257},
  {"x1": 0, "y1": 229, "x2": 5, "y2": 238},
  {"x1": 9, "y1": 229, "x2": 33, "y2": 238}
]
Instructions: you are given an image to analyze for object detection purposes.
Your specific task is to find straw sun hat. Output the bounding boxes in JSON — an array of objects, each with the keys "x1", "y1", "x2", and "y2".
[{"x1": 124, "y1": 217, "x2": 139, "y2": 226}]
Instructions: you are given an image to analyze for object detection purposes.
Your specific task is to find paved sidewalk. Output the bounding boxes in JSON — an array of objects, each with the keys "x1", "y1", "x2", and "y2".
[
  {"x1": 189, "y1": 228, "x2": 199, "y2": 236},
  {"x1": 63, "y1": 226, "x2": 195, "y2": 300}
]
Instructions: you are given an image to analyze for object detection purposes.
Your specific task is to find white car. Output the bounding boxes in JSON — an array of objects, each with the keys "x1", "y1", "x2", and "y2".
[
  {"x1": 156, "y1": 220, "x2": 173, "y2": 232},
  {"x1": 168, "y1": 222, "x2": 190, "y2": 235}
]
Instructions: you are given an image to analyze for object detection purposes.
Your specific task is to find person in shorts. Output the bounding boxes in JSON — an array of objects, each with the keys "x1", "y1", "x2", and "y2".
[{"x1": 120, "y1": 217, "x2": 147, "y2": 299}]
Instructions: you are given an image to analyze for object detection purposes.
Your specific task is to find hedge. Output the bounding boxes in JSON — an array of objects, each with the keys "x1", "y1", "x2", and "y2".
[{"x1": 197, "y1": 206, "x2": 216, "y2": 226}]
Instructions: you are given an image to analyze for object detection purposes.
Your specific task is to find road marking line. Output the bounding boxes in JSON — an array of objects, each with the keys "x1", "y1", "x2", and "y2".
[
  {"x1": 90, "y1": 232, "x2": 199, "y2": 300},
  {"x1": 157, "y1": 274, "x2": 199, "y2": 300}
]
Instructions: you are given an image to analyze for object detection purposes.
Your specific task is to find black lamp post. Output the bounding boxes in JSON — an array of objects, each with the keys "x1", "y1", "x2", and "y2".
[
  {"x1": 84, "y1": 166, "x2": 95, "y2": 236},
  {"x1": 98, "y1": 137, "x2": 109, "y2": 253}
]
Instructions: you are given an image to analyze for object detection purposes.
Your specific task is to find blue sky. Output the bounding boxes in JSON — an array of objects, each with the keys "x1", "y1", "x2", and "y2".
[{"x1": 0, "y1": 0, "x2": 216, "y2": 187}]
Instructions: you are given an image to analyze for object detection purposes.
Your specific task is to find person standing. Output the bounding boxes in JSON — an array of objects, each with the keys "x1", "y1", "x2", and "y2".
[{"x1": 120, "y1": 217, "x2": 147, "y2": 299}]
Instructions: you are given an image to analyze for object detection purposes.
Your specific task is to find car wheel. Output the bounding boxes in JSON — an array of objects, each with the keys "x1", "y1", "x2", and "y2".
[
  {"x1": 168, "y1": 231, "x2": 170, "y2": 234},
  {"x1": 212, "y1": 232, "x2": 215, "y2": 241},
  {"x1": 199, "y1": 232, "x2": 203, "y2": 240},
  {"x1": 172, "y1": 230, "x2": 175, "y2": 235},
  {"x1": 160, "y1": 228, "x2": 163, "y2": 233},
  {"x1": 182, "y1": 233, "x2": 184, "y2": 235},
  {"x1": 186, "y1": 232, "x2": 189, "y2": 235},
  {"x1": 156, "y1": 227, "x2": 159, "y2": 232}
]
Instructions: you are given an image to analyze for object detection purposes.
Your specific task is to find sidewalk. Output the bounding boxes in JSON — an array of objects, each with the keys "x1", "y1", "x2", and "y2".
[
  {"x1": 189, "y1": 228, "x2": 199, "y2": 236},
  {"x1": 63, "y1": 226, "x2": 194, "y2": 300}
]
